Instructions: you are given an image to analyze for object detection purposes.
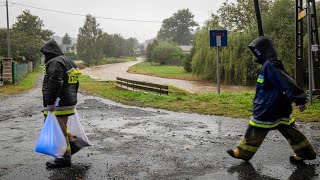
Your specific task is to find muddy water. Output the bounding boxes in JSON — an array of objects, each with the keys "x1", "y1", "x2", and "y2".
[
  {"x1": 0, "y1": 79, "x2": 319, "y2": 179},
  {"x1": 81, "y1": 58, "x2": 254, "y2": 93}
]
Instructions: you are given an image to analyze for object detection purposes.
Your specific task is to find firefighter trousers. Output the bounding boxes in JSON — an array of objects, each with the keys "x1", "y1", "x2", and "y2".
[
  {"x1": 236, "y1": 123, "x2": 316, "y2": 161},
  {"x1": 56, "y1": 116, "x2": 72, "y2": 159}
]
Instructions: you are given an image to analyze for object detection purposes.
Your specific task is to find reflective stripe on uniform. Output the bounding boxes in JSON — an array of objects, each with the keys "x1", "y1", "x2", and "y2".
[
  {"x1": 238, "y1": 139, "x2": 258, "y2": 153},
  {"x1": 291, "y1": 139, "x2": 310, "y2": 151},
  {"x1": 66, "y1": 145, "x2": 71, "y2": 151},
  {"x1": 249, "y1": 117, "x2": 295, "y2": 128},
  {"x1": 43, "y1": 109, "x2": 75, "y2": 116}
]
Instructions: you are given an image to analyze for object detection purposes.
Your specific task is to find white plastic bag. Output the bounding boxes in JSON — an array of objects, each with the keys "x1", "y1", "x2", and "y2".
[
  {"x1": 35, "y1": 112, "x2": 67, "y2": 158},
  {"x1": 67, "y1": 109, "x2": 91, "y2": 149}
]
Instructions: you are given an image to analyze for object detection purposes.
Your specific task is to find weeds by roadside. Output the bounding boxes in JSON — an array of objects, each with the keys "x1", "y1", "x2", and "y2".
[{"x1": 0, "y1": 66, "x2": 42, "y2": 94}]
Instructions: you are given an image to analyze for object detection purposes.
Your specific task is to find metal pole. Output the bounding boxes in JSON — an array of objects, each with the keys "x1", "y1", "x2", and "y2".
[
  {"x1": 307, "y1": 0, "x2": 313, "y2": 104},
  {"x1": 6, "y1": 0, "x2": 11, "y2": 58},
  {"x1": 254, "y1": 0, "x2": 264, "y2": 36},
  {"x1": 216, "y1": 46, "x2": 220, "y2": 94}
]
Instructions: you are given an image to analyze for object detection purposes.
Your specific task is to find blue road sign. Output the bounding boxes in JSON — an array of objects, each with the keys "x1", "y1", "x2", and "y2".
[{"x1": 210, "y1": 30, "x2": 228, "y2": 47}]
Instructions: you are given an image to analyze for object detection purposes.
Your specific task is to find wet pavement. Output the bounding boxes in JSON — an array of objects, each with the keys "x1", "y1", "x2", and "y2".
[
  {"x1": 0, "y1": 77, "x2": 320, "y2": 180},
  {"x1": 81, "y1": 58, "x2": 253, "y2": 93}
]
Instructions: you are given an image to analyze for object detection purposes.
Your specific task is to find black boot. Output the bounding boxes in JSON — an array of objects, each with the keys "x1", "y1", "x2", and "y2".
[{"x1": 46, "y1": 157, "x2": 71, "y2": 168}]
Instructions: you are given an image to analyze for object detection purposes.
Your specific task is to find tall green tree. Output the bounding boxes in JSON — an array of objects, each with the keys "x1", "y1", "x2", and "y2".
[
  {"x1": 157, "y1": 9, "x2": 198, "y2": 45},
  {"x1": 217, "y1": 0, "x2": 272, "y2": 31},
  {"x1": 0, "y1": 28, "x2": 7, "y2": 57},
  {"x1": 77, "y1": 14, "x2": 103, "y2": 66},
  {"x1": 146, "y1": 40, "x2": 158, "y2": 62},
  {"x1": 263, "y1": 0, "x2": 295, "y2": 75},
  {"x1": 125, "y1": 37, "x2": 139, "y2": 56},
  {"x1": 62, "y1": 33, "x2": 72, "y2": 45},
  {"x1": 101, "y1": 32, "x2": 116, "y2": 57},
  {"x1": 10, "y1": 10, "x2": 53, "y2": 62}
]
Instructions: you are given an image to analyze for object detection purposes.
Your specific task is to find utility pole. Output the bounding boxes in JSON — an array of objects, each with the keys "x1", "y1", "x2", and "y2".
[
  {"x1": 296, "y1": 0, "x2": 320, "y2": 104},
  {"x1": 254, "y1": 0, "x2": 264, "y2": 36},
  {"x1": 6, "y1": 0, "x2": 11, "y2": 58},
  {"x1": 306, "y1": 0, "x2": 313, "y2": 103}
]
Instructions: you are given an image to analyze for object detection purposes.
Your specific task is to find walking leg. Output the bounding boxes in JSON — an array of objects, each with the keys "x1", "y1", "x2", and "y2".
[
  {"x1": 46, "y1": 115, "x2": 72, "y2": 168},
  {"x1": 56, "y1": 116, "x2": 71, "y2": 159},
  {"x1": 228, "y1": 125, "x2": 269, "y2": 161},
  {"x1": 279, "y1": 123, "x2": 316, "y2": 161}
]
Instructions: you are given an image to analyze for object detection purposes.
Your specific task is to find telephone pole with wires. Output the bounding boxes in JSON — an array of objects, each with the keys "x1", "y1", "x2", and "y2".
[{"x1": 6, "y1": 0, "x2": 11, "y2": 58}]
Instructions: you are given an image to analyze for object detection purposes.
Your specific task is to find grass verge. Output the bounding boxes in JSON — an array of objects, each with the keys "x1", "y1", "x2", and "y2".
[
  {"x1": 0, "y1": 66, "x2": 42, "y2": 94},
  {"x1": 80, "y1": 75, "x2": 320, "y2": 122},
  {"x1": 128, "y1": 62, "x2": 199, "y2": 81}
]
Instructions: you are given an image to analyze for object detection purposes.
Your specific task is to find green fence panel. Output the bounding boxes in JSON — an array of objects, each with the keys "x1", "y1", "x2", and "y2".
[
  {"x1": 34, "y1": 59, "x2": 41, "y2": 68},
  {"x1": 13, "y1": 63, "x2": 28, "y2": 84},
  {"x1": 0, "y1": 60, "x2": 3, "y2": 82}
]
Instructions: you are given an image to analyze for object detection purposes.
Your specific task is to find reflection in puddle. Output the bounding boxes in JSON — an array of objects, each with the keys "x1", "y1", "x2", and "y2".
[
  {"x1": 47, "y1": 163, "x2": 91, "y2": 180},
  {"x1": 227, "y1": 162, "x2": 319, "y2": 180},
  {"x1": 289, "y1": 162, "x2": 318, "y2": 180},
  {"x1": 228, "y1": 162, "x2": 278, "y2": 180}
]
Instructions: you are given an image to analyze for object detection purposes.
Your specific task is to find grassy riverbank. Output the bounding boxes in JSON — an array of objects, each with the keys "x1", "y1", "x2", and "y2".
[
  {"x1": 79, "y1": 75, "x2": 320, "y2": 122},
  {"x1": 128, "y1": 62, "x2": 199, "y2": 81}
]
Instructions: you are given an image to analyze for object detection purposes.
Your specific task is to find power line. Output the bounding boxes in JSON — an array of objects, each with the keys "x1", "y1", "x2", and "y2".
[{"x1": 11, "y1": 2, "x2": 163, "y2": 23}]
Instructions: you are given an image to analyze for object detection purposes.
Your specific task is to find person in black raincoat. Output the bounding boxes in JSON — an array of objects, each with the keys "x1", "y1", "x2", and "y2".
[
  {"x1": 227, "y1": 36, "x2": 316, "y2": 163},
  {"x1": 41, "y1": 39, "x2": 81, "y2": 168}
]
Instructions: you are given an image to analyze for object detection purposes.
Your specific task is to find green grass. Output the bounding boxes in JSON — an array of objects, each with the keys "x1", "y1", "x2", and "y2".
[
  {"x1": 0, "y1": 66, "x2": 42, "y2": 94},
  {"x1": 128, "y1": 62, "x2": 198, "y2": 80},
  {"x1": 79, "y1": 75, "x2": 320, "y2": 122}
]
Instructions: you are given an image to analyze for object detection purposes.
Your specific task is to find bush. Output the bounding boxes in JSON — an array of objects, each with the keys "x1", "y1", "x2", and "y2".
[
  {"x1": 183, "y1": 53, "x2": 192, "y2": 72},
  {"x1": 151, "y1": 40, "x2": 185, "y2": 65}
]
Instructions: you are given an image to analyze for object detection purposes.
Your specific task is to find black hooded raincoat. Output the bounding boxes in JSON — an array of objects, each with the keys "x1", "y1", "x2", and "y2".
[
  {"x1": 41, "y1": 39, "x2": 80, "y2": 116},
  {"x1": 248, "y1": 36, "x2": 307, "y2": 128}
]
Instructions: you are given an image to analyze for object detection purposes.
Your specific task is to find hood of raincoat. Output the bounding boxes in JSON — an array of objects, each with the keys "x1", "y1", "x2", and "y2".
[
  {"x1": 40, "y1": 39, "x2": 64, "y2": 62},
  {"x1": 248, "y1": 36, "x2": 278, "y2": 64}
]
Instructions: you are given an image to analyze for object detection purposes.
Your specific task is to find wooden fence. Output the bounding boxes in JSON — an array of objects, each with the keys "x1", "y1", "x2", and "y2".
[{"x1": 116, "y1": 77, "x2": 168, "y2": 95}]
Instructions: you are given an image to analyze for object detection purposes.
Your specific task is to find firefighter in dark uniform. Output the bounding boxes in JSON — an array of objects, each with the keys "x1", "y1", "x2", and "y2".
[
  {"x1": 227, "y1": 36, "x2": 316, "y2": 163},
  {"x1": 41, "y1": 39, "x2": 81, "y2": 168}
]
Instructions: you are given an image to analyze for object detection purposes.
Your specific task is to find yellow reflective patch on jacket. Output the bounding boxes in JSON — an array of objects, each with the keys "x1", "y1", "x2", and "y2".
[
  {"x1": 257, "y1": 75, "x2": 264, "y2": 84},
  {"x1": 67, "y1": 68, "x2": 81, "y2": 84}
]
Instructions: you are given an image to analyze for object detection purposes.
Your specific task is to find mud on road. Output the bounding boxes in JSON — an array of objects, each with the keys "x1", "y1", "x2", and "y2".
[{"x1": 0, "y1": 84, "x2": 320, "y2": 179}]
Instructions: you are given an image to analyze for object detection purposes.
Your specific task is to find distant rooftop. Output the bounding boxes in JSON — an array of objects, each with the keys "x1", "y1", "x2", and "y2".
[{"x1": 179, "y1": 45, "x2": 192, "y2": 52}]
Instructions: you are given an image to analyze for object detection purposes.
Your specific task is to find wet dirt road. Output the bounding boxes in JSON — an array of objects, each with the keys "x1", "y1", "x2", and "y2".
[
  {"x1": 0, "y1": 81, "x2": 320, "y2": 179},
  {"x1": 81, "y1": 58, "x2": 253, "y2": 93}
]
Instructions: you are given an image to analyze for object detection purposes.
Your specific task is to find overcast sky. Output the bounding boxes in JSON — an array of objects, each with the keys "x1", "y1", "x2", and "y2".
[{"x1": 0, "y1": 0, "x2": 234, "y2": 43}]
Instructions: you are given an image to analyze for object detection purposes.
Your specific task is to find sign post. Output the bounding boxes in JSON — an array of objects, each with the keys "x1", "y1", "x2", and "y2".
[{"x1": 209, "y1": 30, "x2": 228, "y2": 94}]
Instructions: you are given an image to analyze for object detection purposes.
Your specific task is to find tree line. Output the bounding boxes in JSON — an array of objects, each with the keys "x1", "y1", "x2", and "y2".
[
  {"x1": 77, "y1": 15, "x2": 142, "y2": 66},
  {"x1": 0, "y1": 11, "x2": 141, "y2": 67}
]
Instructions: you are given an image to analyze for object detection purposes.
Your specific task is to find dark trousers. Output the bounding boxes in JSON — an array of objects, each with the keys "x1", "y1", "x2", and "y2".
[{"x1": 236, "y1": 123, "x2": 316, "y2": 161}]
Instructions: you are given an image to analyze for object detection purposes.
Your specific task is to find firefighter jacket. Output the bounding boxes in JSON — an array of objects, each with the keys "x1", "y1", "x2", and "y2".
[
  {"x1": 41, "y1": 39, "x2": 81, "y2": 116},
  {"x1": 248, "y1": 36, "x2": 307, "y2": 128}
]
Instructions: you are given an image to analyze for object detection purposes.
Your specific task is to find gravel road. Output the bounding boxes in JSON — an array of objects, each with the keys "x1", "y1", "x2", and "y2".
[{"x1": 0, "y1": 74, "x2": 319, "y2": 179}]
